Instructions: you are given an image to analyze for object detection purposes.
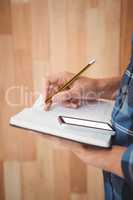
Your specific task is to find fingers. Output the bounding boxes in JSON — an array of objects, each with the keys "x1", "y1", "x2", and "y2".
[
  {"x1": 82, "y1": 92, "x2": 98, "y2": 102},
  {"x1": 44, "y1": 100, "x2": 52, "y2": 111},
  {"x1": 52, "y1": 89, "x2": 81, "y2": 108},
  {"x1": 43, "y1": 73, "x2": 98, "y2": 110},
  {"x1": 43, "y1": 73, "x2": 70, "y2": 111},
  {"x1": 62, "y1": 100, "x2": 81, "y2": 108}
]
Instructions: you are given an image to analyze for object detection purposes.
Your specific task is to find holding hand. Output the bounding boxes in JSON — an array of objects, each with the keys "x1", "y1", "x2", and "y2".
[{"x1": 43, "y1": 71, "x2": 98, "y2": 110}]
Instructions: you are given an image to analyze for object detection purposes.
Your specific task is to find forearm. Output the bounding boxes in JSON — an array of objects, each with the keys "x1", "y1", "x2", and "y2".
[
  {"x1": 96, "y1": 76, "x2": 122, "y2": 99},
  {"x1": 100, "y1": 146, "x2": 126, "y2": 178},
  {"x1": 47, "y1": 130, "x2": 127, "y2": 178},
  {"x1": 73, "y1": 145, "x2": 127, "y2": 178}
]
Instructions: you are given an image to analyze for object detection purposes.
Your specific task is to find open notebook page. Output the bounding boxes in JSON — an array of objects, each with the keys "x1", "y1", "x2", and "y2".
[{"x1": 10, "y1": 95, "x2": 115, "y2": 147}]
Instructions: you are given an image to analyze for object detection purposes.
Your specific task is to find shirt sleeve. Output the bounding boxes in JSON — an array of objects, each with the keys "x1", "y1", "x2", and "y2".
[{"x1": 121, "y1": 144, "x2": 133, "y2": 188}]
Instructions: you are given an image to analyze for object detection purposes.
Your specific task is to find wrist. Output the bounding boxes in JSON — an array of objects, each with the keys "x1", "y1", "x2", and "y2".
[
  {"x1": 93, "y1": 79, "x2": 105, "y2": 98},
  {"x1": 106, "y1": 146, "x2": 127, "y2": 177},
  {"x1": 85, "y1": 78, "x2": 105, "y2": 99},
  {"x1": 96, "y1": 78, "x2": 110, "y2": 94},
  {"x1": 95, "y1": 77, "x2": 121, "y2": 99}
]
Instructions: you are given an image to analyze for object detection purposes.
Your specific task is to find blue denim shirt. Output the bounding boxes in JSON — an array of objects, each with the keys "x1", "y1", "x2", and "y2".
[{"x1": 103, "y1": 35, "x2": 133, "y2": 200}]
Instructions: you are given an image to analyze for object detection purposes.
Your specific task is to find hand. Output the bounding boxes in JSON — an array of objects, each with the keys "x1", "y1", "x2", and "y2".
[
  {"x1": 36, "y1": 131, "x2": 126, "y2": 178},
  {"x1": 73, "y1": 145, "x2": 126, "y2": 178},
  {"x1": 43, "y1": 71, "x2": 98, "y2": 110}
]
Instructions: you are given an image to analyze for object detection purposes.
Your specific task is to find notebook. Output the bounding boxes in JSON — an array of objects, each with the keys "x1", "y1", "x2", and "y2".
[{"x1": 10, "y1": 95, "x2": 115, "y2": 148}]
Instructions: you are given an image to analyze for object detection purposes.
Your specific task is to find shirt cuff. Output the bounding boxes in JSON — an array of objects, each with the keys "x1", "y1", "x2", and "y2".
[{"x1": 121, "y1": 144, "x2": 133, "y2": 188}]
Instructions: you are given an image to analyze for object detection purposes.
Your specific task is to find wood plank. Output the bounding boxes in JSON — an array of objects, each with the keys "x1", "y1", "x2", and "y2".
[
  {"x1": 48, "y1": 0, "x2": 68, "y2": 72},
  {"x1": 11, "y1": 0, "x2": 32, "y2": 51},
  {"x1": 10, "y1": 0, "x2": 34, "y2": 104},
  {"x1": 120, "y1": 0, "x2": 133, "y2": 74},
  {"x1": 0, "y1": 0, "x2": 12, "y2": 34},
  {"x1": 67, "y1": 0, "x2": 87, "y2": 72},
  {"x1": 87, "y1": 166, "x2": 104, "y2": 200},
  {"x1": 4, "y1": 162, "x2": 22, "y2": 200},
  {"x1": 31, "y1": 0, "x2": 50, "y2": 92},
  {"x1": 36, "y1": 138, "x2": 56, "y2": 200},
  {"x1": 85, "y1": 0, "x2": 121, "y2": 78},
  {"x1": 71, "y1": 193, "x2": 87, "y2": 200},
  {"x1": 0, "y1": 35, "x2": 36, "y2": 161},
  {"x1": 0, "y1": 162, "x2": 5, "y2": 200},
  {"x1": 21, "y1": 161, "x2": 45, "y2": 200},
  {"x1": 53, "y1": 148, "x2": 71, "y2": 200},
  {"x1": 70, "y1": 153, "x2": 87, "y2": 193}
]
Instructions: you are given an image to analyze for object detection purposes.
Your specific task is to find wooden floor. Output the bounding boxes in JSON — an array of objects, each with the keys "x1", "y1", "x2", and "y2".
[{"x1": 0, "y1": 0, "x2": 133, "y2": 199}]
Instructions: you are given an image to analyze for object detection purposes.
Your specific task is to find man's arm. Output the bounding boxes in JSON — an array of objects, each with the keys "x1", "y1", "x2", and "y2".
[
  {"x1": 71, "y1": 145, "x2": 126, "y2": 178},
  {"x1": 44, "y1": 72, "x2": 122, "y2": 110},
  {"x1": 73, "y1": 144, "x2": 133, "y2": 188},
  {"x1": 96, "y1": 76, "x2": 122, "y2": 99},
  {"x1": 43, "y1": 73, "x2": 126, "y2": 177},
  {"x1": 50, "y1": 135, "x2": 127, "y2": 179},
  {"x1": 121, "y1": 144, "x2": 133, "y2": 187}
]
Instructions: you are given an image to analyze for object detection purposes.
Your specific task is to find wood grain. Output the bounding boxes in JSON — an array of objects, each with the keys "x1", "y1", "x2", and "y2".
[
  {"x1": 0, "y1": 0, "x2": 12, "y2": 34},
  {"x1": 0, "y1": 162, "x2": 5, "y2": 200},
  {"x1": 4, "y1": 162, "x2": 21, "y2": 200},
  {"x1": 0, "y1": 0, "x2": 133, "y2": 199},
  {"x1": 120, "y1": 0, "x2": 133, "y2": 74}
]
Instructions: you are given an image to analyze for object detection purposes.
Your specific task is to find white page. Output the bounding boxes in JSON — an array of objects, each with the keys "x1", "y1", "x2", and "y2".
[
  {"x1": 10, "y1": 95, "x2": 115, "y2": 147},
  {"x1": 32, "y1": 95, "x2": 114, "y2": 122}
]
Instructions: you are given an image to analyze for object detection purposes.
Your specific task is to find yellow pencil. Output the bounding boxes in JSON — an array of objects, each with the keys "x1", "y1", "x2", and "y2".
[{"x1": 45, "y1": 59, "x2": 96, "y2": 103}]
